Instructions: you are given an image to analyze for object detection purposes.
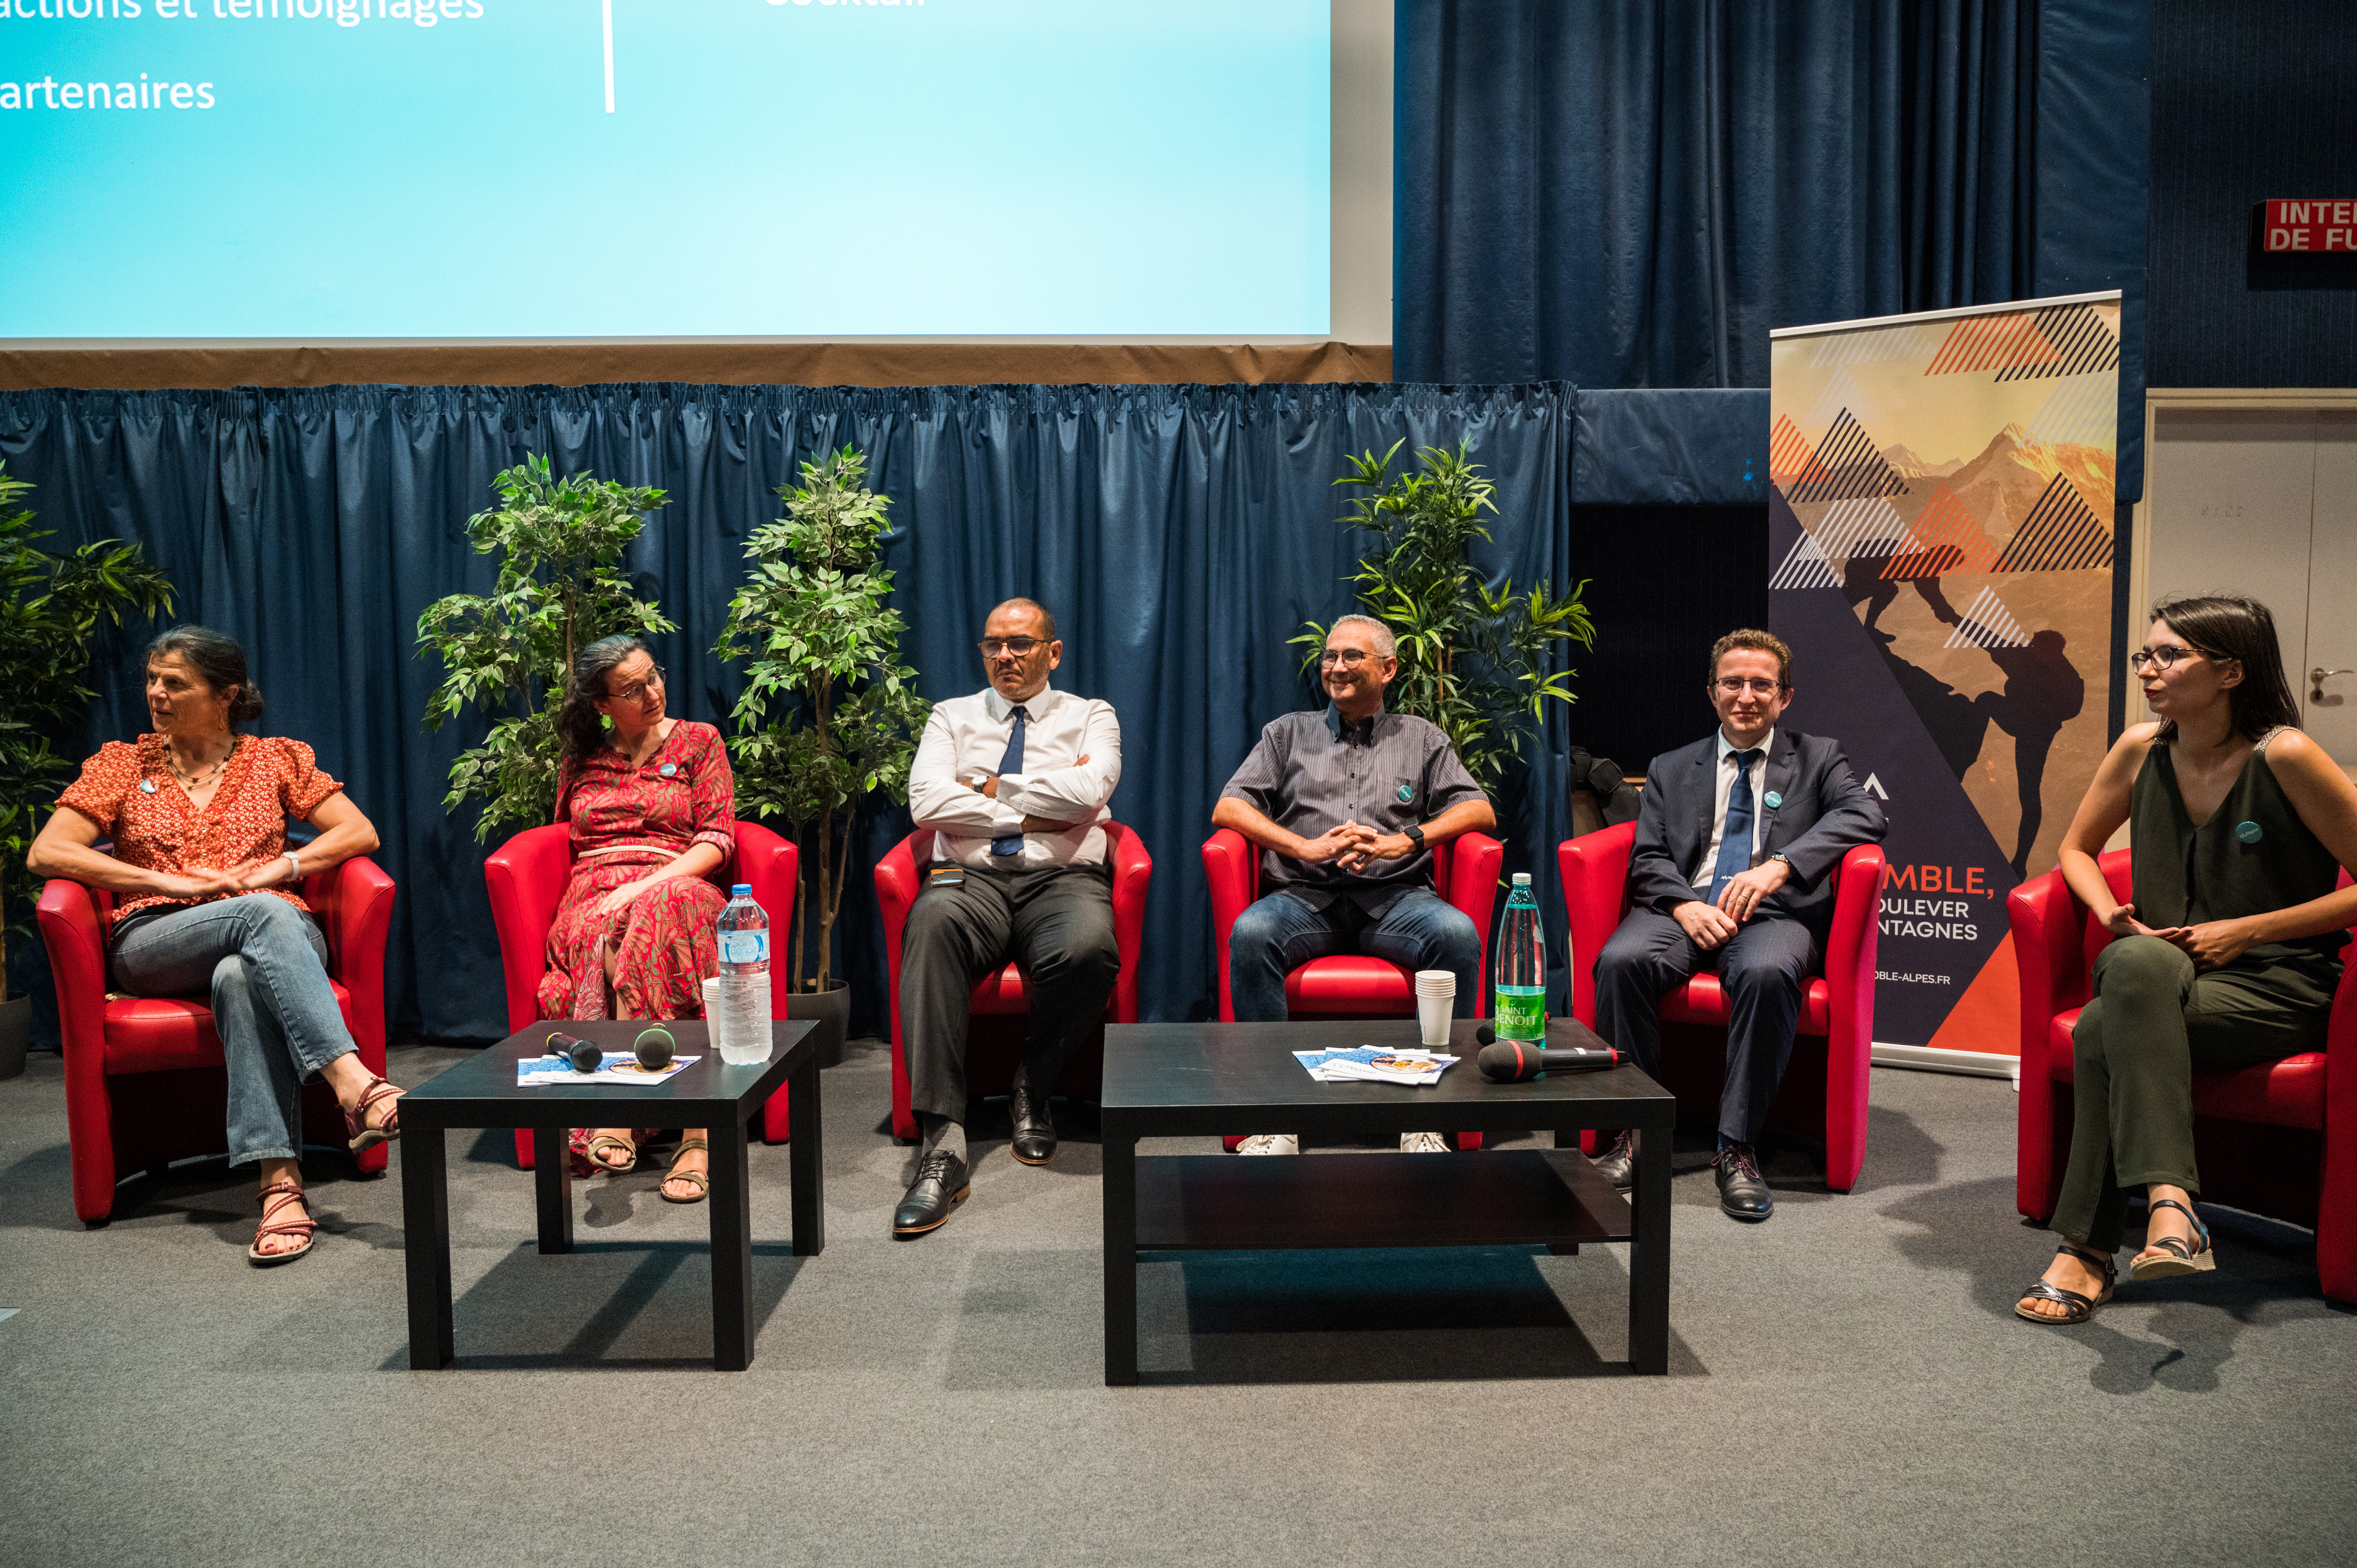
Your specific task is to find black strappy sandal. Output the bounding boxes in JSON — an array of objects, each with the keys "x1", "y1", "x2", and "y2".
[
  {"x1": 2015, "y1": 1243, "x2": 2117, "y2": 1325},
  {"x1": 2129, "y1": 1196, "x2": 2216, "y2": 1281}
]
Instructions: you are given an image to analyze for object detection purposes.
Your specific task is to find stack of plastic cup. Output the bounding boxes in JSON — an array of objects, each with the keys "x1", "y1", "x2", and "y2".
[{"x1": 1412, "y1": 969, "x2": 1456, "y2": 1049}]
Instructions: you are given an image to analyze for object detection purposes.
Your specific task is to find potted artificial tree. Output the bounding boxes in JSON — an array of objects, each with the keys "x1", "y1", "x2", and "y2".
[
  {"x1": 417, "y1": 454, "x2": 673, "y2": 840},
  {"x1": 717, "y1": 447, "x2": 929, "y2": 1067},
  {"x1": 1302, "y1": 440, "x2": 1595, "y2": 791},
  {"x1": 0, "y1": 466, "x2": 176, "y2": 1077}
]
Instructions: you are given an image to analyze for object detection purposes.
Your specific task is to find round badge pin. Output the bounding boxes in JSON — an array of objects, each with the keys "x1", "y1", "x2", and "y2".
[
  {"x1": 2235, "y1": 820, "x2": 2263, "y2": 844},
  {"x1": 1395, "y1": 784, "x2": 1414, "y2": 803},
  {"x1": 659, "y1": 762, "x2": 678, "y2": 778},
  {"x1": 140, "y1": 778, "x2": 157, "y2": 794},
  {"x1": 1764, "y1": 791, "x2": 1783, "y2": 809}
]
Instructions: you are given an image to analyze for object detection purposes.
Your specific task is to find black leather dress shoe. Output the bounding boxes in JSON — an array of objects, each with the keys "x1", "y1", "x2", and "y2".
[
  {"x1": 1009, "y1": 1084, "x2": 1057, "y2": 1166},
  {"x1": 892, "y1": 1150, "x2": 971, "y2": 1236},
  {"x1": 1714, "y1": 1142, "x2": 1773, "y2": 1221},
  {"x1": 1591, "y1": 1130, "x2": 1636, "y2": 1191}
]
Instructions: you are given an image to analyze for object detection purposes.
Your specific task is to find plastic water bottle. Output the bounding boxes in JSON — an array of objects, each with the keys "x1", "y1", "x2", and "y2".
[
  {"x1": 713, "y1": 884, "x2": 772, "y2": 1065},
  {"x1": 1492, "y1": 872, "x2": 1548, "y2": 1042}
]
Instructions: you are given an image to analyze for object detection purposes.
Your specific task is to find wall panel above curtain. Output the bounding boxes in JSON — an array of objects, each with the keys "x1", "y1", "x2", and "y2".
[{"x1": 0, "y1": 382, "x2": 1578, "y2": 1044}]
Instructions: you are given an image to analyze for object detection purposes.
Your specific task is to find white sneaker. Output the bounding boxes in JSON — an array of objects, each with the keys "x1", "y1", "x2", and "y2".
[
  {"x1": 1236, "y1": 1134, "x2": 1299, "y2": 1156},
  {"x1": 1399, "y1": 1131, "x2": 1451, "y2": 1154}
]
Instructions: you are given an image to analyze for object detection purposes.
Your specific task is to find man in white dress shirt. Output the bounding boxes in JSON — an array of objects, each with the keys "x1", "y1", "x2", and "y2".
[{"x1": 891, "y1": 598, "x2": 1124, "y2": 1236}]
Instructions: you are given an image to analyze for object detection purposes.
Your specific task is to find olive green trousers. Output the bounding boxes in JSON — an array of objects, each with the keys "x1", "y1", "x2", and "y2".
[{"x1": 2056, "y1": 934, "x2": 2337, "y2": 1252}]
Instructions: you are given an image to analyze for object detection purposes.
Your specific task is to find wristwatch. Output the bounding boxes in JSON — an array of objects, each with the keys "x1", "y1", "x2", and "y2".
[{"x1": 1404, "y1": 823, "x2": 1427, "y2": 852}]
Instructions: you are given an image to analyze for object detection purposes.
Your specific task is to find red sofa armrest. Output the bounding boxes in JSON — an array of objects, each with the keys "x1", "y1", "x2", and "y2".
[
  {"x1": 2008, "y1": 864, "x2": 2091, "y2": 1220},
  {"x1": 1106, "y1": 821, "x2": 1154, "y2": 1024},
  {"x1": 876, "y1": 829, "x2": 931, "y2": 1035},
  {"x1": 731, "y1": 822, "x2": 800, "y2": 1015},
  {"x1": 483, "y1": 823, "x2": 573, "y2": 1037},
  {"x1": 2316, "y1": 874, "x2": 2357, "y2": 1301},
  {"x1": 1824, "y1": 843, "x2": 1883, "y2": 1053},
  {"x1": 1444, "y1": 832, "x2": 1504, "y2": 1001},
  {"x1": 1558, "y1": 821, "x2": 1637, "y2": 1029},
  {"x1": 1201, "y1": 828, "x2": 1258, "y2": 1022},
  {"x1": 306, "y1": 855, "x2": 396, "y2": 1065}
]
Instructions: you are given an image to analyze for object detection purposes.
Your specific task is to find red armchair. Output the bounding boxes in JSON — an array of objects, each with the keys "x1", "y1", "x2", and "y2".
[
  {"x1": 484, "y1": 820, "x2": 800, "y2": 1166},
  {"x1": 1559, "y1": 820, "x2": 1883, "y2": 1191},
  {"x1": 874, "y1": 823, "x2": 1153, "y2": 1143},
  {"x1": 1202, "y1": 827, "x2": 1504, "y2": 1151},
  {"x1": 2011, "y1": 849, "x2": 2357, "y2": 1302},
  {"x1": 38, "y1": 859, "x2": 398, "y2": 1226}
]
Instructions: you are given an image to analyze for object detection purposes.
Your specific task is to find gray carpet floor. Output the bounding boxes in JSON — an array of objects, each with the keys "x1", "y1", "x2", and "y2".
[{"x1": 1, "y1": 1039, "x2": 2351, "y2": 1568}]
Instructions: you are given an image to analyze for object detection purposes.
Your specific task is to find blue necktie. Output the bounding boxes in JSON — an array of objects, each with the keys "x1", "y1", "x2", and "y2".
[
  {"x1": 989, "y1": 705, "x2": 1028, "y2": 858},
  {"x1": 1708, "y1": 749, "x2": 1763, "y2": 904}
]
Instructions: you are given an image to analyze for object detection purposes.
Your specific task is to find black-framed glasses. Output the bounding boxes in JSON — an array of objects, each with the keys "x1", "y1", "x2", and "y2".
[
  {"x1": 1318, "y1": 648, "x2": 1376, "y2": 669},
  {"x1": 1713, "y1": 676, "x2": 1784, "y2": 696},
  {"x1": 978, "y1": 637, "x2": 1044, "y2": 659},
  {"x1": 2127, "y1": 645, "x2": 2213, "y2": 673},
  {"x1": 608, "y1": 666, "x2": 666, "y2": 704}
]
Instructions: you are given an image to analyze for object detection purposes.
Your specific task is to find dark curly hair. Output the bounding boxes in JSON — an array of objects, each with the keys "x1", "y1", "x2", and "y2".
[
  {"x1": 2147, "y1": 593, "x2": 2301, "y2": 744},
  {"x1": 147, "y1": 626, "x2": 264, "y2": 727},
  {"x1": 558, "y1": 635, "x2": 648, "y2": 768}
]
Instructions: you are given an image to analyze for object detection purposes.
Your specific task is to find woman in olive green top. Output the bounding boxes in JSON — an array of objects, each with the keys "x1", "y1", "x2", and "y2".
[{"x1": 2018, "y1": 593, "x2": 2357, "y2": 1324}]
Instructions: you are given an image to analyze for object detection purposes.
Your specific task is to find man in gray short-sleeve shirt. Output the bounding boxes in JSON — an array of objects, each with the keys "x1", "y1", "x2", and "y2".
[{"x1": 1211, "y1": 614, "x2": 1497, "y2": 1155}]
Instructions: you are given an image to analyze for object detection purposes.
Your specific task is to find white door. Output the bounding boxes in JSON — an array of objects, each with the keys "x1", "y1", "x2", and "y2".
[{"x1": 2305, "y1": 412, "x2": 2357, "y2": 770}]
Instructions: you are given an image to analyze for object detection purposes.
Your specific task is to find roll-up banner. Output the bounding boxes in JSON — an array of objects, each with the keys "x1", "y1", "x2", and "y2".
[{"x1": 1768, "y1": 291, "x2": 2122, "y2": 1063}]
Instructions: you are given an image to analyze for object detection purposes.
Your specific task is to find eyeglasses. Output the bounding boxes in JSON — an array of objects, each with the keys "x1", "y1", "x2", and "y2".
[
  {"x1": 978, "y1": 637, "x2": 1045, "y2": 659},
  {"x1": 2128, "y1": 645, "x2": 2207, "y2": 673},
  {"x1": 1713, "y1": 677, "x2": 1785, "y2": 696},
  {"x1": 1318, "y1": 648, "x2": 1377, "y2": 669},
  {"x1": 608, "y1": 666, "x2": 665, "y2": 704}
]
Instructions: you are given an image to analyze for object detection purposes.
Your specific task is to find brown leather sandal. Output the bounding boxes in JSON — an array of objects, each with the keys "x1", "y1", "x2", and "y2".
[
  {"x1": 342, "y1": 1075, "x2": 403, "y2": 1153},
  {"x1": 247, "y1": 1180, "x2": 317, "y2": 1266},
  {"x1": 582, "y1": 1130, "x2": 640, "y2": 1173},
  {"x1": 660, "y1": 1137, "x2": 710, "y2": 1204},
  {"x1": 2014, "y1": 1243, "x2": 2116, "y2": 1324}
]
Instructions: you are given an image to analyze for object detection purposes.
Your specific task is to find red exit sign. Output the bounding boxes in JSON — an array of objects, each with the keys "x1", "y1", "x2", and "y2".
[{"x1": 2264, "y1": 199, "x2": 2357, "y2": 251}]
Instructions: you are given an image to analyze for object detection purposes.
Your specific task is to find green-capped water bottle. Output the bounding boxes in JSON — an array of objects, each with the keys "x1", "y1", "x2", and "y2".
[{"x1": 1492, "y1": 872, "x2": 1547, "y2": 1041}]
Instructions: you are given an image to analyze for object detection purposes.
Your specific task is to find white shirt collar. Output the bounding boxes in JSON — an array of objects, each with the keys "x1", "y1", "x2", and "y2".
[
  {"x1": 983, "y1": 682, "x2": 1056, "y2": 723},
  {"x1": 1717, "y1": 725, "x2": 1776, "y2": 763}
]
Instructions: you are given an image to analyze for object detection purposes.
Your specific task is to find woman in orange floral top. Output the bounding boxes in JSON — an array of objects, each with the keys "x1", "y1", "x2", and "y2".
[
  {"x1": 28, "y1": 627, "x2": 398, "y2": 1266},
  {"x1": 546, "y1": 635, "x2": 736, "y2": 1202}
]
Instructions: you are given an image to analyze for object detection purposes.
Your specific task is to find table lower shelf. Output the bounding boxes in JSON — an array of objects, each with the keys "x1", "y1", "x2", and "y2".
[{"x1": 1131, "y1": 1149, "x2": 1631, "y2": 1252}]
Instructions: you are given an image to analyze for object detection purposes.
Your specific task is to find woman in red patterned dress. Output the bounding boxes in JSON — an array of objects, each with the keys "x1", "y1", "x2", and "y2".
[
  {"x1": 28, "y1": 627, "x2": 401, "y2": 1265},
  {"x1": 545, "y1": 635, "x2": 735, "y2": 1202}
]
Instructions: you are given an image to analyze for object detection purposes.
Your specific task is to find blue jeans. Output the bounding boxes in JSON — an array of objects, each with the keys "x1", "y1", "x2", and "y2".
[
  {"x1": 111, "y1": 894, "x2": 354, "y2": 1167},
  {"x1": 1229, "y1": 886, "x2": 1482, "y2": 1022}
]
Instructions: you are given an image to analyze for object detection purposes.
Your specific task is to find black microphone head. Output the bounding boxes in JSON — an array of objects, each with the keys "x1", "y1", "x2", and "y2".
[
  {"x1": 633, "y1": 1026, "x2": 676, "y2": 1070},
  {"x1": 1474, "y1": 1022, "x2": 1496, "y2": 1047},
  {"x1": 1476, "y1": 1040, "x2": 1534, "y2": 1082},
  {"x1": 546, "y1": 1031, "x2": 600, "y2": 1072}
]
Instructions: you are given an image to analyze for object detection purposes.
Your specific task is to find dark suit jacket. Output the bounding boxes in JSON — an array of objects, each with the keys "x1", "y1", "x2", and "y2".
[{"x1": 1629, "y1": 728, "x2": 1886, "y2": 932}]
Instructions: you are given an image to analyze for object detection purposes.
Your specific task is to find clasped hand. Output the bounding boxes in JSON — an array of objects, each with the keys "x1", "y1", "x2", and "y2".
[
  {"x1": 2102, "y1": 903, "x2": 2257, "y2": 970},
  {"x1": 1295, "y1": 820, "x2": 1412, "y2": 874},
  {"x1": 155, "y1": 857, "x2": 296, "y2": 900},
  {"x1": 1674, "y1": 859, "x2": 1793, "y2": 951}
]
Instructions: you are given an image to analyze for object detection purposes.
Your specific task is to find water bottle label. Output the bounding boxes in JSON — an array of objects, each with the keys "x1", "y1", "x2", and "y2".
[
  {"x1": 719, "y1": 931, "x2": 767, "y2": 966},
  {"x1": 1494, "y1": 985, "x2": 1547, "y2": 1040}
]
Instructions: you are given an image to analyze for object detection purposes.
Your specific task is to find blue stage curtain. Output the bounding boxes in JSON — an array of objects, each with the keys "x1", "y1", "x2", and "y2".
[
  {"x1": 1397, "y1": 0, "x2": 2040, "y2": 390},
  {"x1": 1, "y1": 382, "x2": 1582, "y2": 1042},
  {"x1": 1396, "y1": 0, "x2": 2150, "y2": 493}
]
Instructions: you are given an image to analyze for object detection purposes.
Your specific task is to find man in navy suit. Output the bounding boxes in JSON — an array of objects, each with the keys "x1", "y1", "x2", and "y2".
[{"x1": 1591, "y1": 629, "x2": 1885, "y2": 1221}]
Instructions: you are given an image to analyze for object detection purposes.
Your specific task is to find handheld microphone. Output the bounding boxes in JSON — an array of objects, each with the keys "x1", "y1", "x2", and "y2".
[
  {"x1": 1476, "y1": 1039, "x2": 1622, "y2": 1082},
  {"x1": 633, "y1": 1026, "x2": 676, "y2": 1070},
  {"x1": 545, "y1": 1031, "x2": 601, "y2": 1072}
]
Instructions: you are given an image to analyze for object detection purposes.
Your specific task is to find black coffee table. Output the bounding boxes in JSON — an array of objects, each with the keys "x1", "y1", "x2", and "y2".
[
  {"x1": 398, "y1": 1018, "x2": 819, "y2": 1372},
  {"x1": 1099, "y1": 1017, "x2": 1675, "y2": 1384}
]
